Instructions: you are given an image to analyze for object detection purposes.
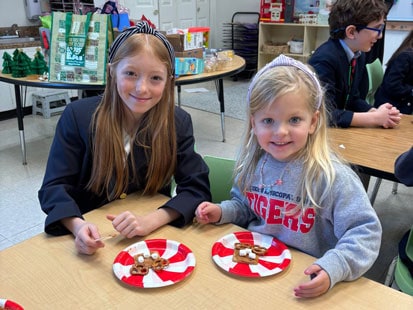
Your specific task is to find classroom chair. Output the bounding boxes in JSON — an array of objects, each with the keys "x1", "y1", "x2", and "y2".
[
  {"x1": 170, "y1": 155, "x2": 235, "y2": 202},
  {"x1": 203, "y1": 155, "x2": 236, "y2": 203},
  {"x1": 385, "y1": 227, "x2": 413, "y2": 296},
  {"x1": 365, "y1": 58, "x2": 384, "y2": 105},
  {"x1": 365, "y1": 58, "x2": 399, "y2": 203}
]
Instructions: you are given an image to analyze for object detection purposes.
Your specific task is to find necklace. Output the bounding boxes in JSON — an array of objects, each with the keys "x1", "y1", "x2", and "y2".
[{"x1": 258, "y1": 153, "x2": 290, "y2": 189}]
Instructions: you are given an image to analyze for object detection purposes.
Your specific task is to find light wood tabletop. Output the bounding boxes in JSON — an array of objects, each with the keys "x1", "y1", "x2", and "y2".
[
  {"x1": 329, "y1": 114, "x2": 413, "y2": 180},
  {"x1": 1, "y1": 193, "x2": 412, "y2": 309}
]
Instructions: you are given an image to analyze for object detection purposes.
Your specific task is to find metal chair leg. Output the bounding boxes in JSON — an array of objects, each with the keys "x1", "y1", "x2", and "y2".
[
  {"x1": 370, "y1": 177, "x2": 382, "y2": 205},
  {"x1": 392, "y1": 182, "x2": 398, "y2": 195}
]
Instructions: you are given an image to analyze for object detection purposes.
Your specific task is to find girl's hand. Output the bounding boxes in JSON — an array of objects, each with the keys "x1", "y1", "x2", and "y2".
[
  {"x1": 73, "y1": 222, "x2": 105, "y2": 255},
  {"x1": 293, "y1": 264, "x2": 330, "y2": 298},
  {"x1": 195, "y1": 202, "x2": 222, "y2": 224},
  {"x1": 107, "y1": 211, "x2": 154, "y2": 238}
]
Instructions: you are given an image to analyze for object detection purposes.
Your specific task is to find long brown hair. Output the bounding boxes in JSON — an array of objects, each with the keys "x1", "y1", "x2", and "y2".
[{"x1": 87, "y1": 34, "x2": 177, "y2": 199}]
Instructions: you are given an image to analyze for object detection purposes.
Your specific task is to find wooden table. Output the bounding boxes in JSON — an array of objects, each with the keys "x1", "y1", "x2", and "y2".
[
  {"x1": 1, "y1": 194, "x2": 412, "y2": 309},
  {"x1": 329, "y1": 114, "x2": 413, "y2": 179},
  {"x1": 0, "y1": 55, "x2": 245, "y2": 165},
  {"x1": 329, "y1": 114, "x2": 413, "y2": 202}
]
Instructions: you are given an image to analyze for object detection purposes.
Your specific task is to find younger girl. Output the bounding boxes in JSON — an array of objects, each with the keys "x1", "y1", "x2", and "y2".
[{"x1": 195, "y1": 55, "x2": 381, "y2": 298}]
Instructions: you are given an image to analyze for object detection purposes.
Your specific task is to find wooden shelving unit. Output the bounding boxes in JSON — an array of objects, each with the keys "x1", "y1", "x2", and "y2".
[{"x1": 258, "y1": 22, "x2": 329, "y2": 69}]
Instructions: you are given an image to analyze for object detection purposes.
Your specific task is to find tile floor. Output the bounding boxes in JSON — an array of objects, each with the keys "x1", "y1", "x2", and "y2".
[{"x1": 1, "y1": 79, "x2": 413, "y2": 286}]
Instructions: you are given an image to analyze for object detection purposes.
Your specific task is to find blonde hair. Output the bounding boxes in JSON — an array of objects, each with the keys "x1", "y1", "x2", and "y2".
[
  {"x1": 87, "y1": 34, "x2": 176, "y2": 199},
  {"x1": 236, "y1": 63, "x2": 339, "y2": 209}
]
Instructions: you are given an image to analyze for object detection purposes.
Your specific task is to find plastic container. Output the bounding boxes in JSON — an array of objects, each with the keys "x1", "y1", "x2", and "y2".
[{"x1": 288, "y1": 39, "x2": 303, "y2": 54}]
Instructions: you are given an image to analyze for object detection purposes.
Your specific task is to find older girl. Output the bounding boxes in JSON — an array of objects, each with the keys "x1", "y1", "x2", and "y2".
[{"x1": 39, "y1": 22, "x2": 211, "y2": 255}]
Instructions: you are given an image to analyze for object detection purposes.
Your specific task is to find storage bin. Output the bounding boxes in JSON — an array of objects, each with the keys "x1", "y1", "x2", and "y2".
[
  {"x1": 288, "y1": 39, "x2": 304, "y2": 54},
  {"x1": 262, "y1": 42, "x2": 288, "y2": 55},
  {"x1": 32, "y1": 90, "x2": 70, "y2": 118}
]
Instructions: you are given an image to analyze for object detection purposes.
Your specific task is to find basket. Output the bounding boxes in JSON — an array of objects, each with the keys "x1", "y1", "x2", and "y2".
[{"x1": 262, "y1": 42, "x2": 288, "y2": 54}]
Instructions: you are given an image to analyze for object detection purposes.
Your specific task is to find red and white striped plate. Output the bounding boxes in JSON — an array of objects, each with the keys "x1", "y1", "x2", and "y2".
[
  {"x1": 0, "y1": 298, "x2": 24, "y2": 310},
  {"x1": 113, "y1": 239, "x2": 195, "y2": 288},
  {"x1": 212, "y1": 231, "x2": 291, "y2": 277}
]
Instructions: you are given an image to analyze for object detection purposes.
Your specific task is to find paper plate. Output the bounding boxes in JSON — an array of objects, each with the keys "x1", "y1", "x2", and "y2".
[
  {"x1": 0, "y1": 299, "x2": 24, "y2": 310},
  {"x1": 113, "y1": 239, "x2": 195, "y2": 288},
  {"x1": 212, "y1": 231, "x2": 291, "y2": 277}
]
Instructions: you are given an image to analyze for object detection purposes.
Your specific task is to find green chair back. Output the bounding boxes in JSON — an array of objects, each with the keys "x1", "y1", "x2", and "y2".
[
  {"x1": 365, "y1": 58, "x2": 384, "y2": 105},
  {"x1": 204, "y1": 155, "x2": 236, "y2": 203},
  {"x1": 395, "y1": 228, "x2": 413, "y2": 295}
]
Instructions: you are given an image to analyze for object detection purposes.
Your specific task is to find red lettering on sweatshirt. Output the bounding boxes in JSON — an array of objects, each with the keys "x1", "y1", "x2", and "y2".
[{"x1": 247, "y1": 191, "x2": 315, "y2": 233}]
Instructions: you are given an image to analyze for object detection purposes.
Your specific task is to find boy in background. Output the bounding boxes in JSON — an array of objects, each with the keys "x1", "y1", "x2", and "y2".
[{"x1": 309, "y1": 0, "x2": 400, "y2": 128}]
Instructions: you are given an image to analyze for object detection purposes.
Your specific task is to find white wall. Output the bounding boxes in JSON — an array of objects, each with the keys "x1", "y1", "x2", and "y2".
[
  {"x1": 383, "y1": 30, "x2": 409, "y2": 68},
  {"x1": 209, "y1": 0, "x2": 261, "y2": 49},
  {"x1": 382, "y1": 1, "x2": 412, "y2": 68},
  {"x1": 0, "y1": 2, "x2": 41, "y2": 27}
]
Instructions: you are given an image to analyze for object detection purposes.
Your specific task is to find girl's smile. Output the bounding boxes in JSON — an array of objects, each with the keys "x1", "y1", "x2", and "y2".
[
  {"x1": 251, "y1": 92, "x2": 319, "y2": 162},
  {"x1": 115, "y1": 47, "x2": 168, "y2": 119}
]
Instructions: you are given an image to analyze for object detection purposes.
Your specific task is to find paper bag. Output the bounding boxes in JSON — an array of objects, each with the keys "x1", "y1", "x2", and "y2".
[{"x1": 48, "y1": 11, "x2": 113, "y2": 84}]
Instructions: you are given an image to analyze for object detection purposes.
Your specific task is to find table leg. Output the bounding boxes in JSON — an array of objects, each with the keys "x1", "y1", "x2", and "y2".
[
  {"x1": 177, "y1": 85, "x2": 181, "y2": 107},
  {"x1": 215, "y1": 79, "x2": 225, "y2": 142},
  {"x1": 14, "y1": 85, "x2": 27, "y2": 165}
]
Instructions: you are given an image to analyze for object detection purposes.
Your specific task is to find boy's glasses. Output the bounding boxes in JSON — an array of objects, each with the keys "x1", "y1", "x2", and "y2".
[
  {"x1": 330, "y1": 24, "x2": 386, "y2": 36},
  {"x1": 355, "y1": 24, "x2": 385, "y2": 36}
]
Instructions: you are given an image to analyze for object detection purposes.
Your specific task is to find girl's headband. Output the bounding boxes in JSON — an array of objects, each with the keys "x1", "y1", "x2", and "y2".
[
  {"x1": 247, "y1": 54, "x2": 323, "y2": 109},
  {"x1": 108, "y1": 21, "x2": 175, "y2": 72}
]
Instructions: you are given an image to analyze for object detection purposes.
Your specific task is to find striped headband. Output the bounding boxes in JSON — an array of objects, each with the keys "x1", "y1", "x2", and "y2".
[
  {"x1": 108, "y1": 21, "x2": 175, "y2": 71},
  {"x1": 247, "y1": 54, "x2": 323, "y2": 109}
]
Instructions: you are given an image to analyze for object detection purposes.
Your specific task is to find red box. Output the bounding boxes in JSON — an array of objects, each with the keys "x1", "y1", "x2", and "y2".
[{"x1": 260, "y1": 0, "x2": 286, "y2": 23}]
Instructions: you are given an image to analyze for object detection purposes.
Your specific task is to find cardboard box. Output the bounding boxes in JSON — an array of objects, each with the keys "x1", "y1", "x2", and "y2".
[
  {"x1": 166, "y1": 34, "x2": 185, "y2": 52},
  {"x1": 166, "y1": 32, "x2": 204, "y2": 52},
  {"x1": 175, "y1": 48, "x2": 203, "y2": 59},
  {"x1": 184, "y1": 32, "x2": 204, "y2": 50},
  {"x1": 175, "y1": 57, "x2": 204, "y2": 76}
]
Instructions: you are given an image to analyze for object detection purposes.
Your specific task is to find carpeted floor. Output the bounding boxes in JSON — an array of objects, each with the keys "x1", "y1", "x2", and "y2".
[{"x1": 178, "y1": 77, "x2": 250, "y2": 121}]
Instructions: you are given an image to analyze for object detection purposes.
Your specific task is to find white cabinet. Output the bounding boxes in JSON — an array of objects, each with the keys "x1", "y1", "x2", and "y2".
[
  {"x1": 258, "y1": 22, "x2": 329, "y2": 69},
  {"x1": 0, "y1": 79, "x2": 13, "y2": 111}
]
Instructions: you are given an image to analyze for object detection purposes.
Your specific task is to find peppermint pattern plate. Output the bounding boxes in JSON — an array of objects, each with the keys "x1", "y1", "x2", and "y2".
[
  {"x1": 211, "y1": 231, "x2": 291, "y2": 277},
  {"x1": 113, "y1": 239, "x2": 195, "y2": 288}
]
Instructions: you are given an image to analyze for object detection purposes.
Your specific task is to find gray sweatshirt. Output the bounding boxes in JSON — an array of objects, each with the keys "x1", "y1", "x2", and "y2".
[{"x1": 217, "y1": 154, "x2": 382, "y2": 289}]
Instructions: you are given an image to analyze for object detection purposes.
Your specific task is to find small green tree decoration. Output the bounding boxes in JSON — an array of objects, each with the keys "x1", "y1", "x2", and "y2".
[
  {"x1": 1, "y1": 52, "x2": 13, "y2": 74},
  {"x1": 31, "y1": 48, "x2": 48, "y2": 75},
  {"x1": 11, "y1": 49, "x2": 32, "y2": 78}
]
